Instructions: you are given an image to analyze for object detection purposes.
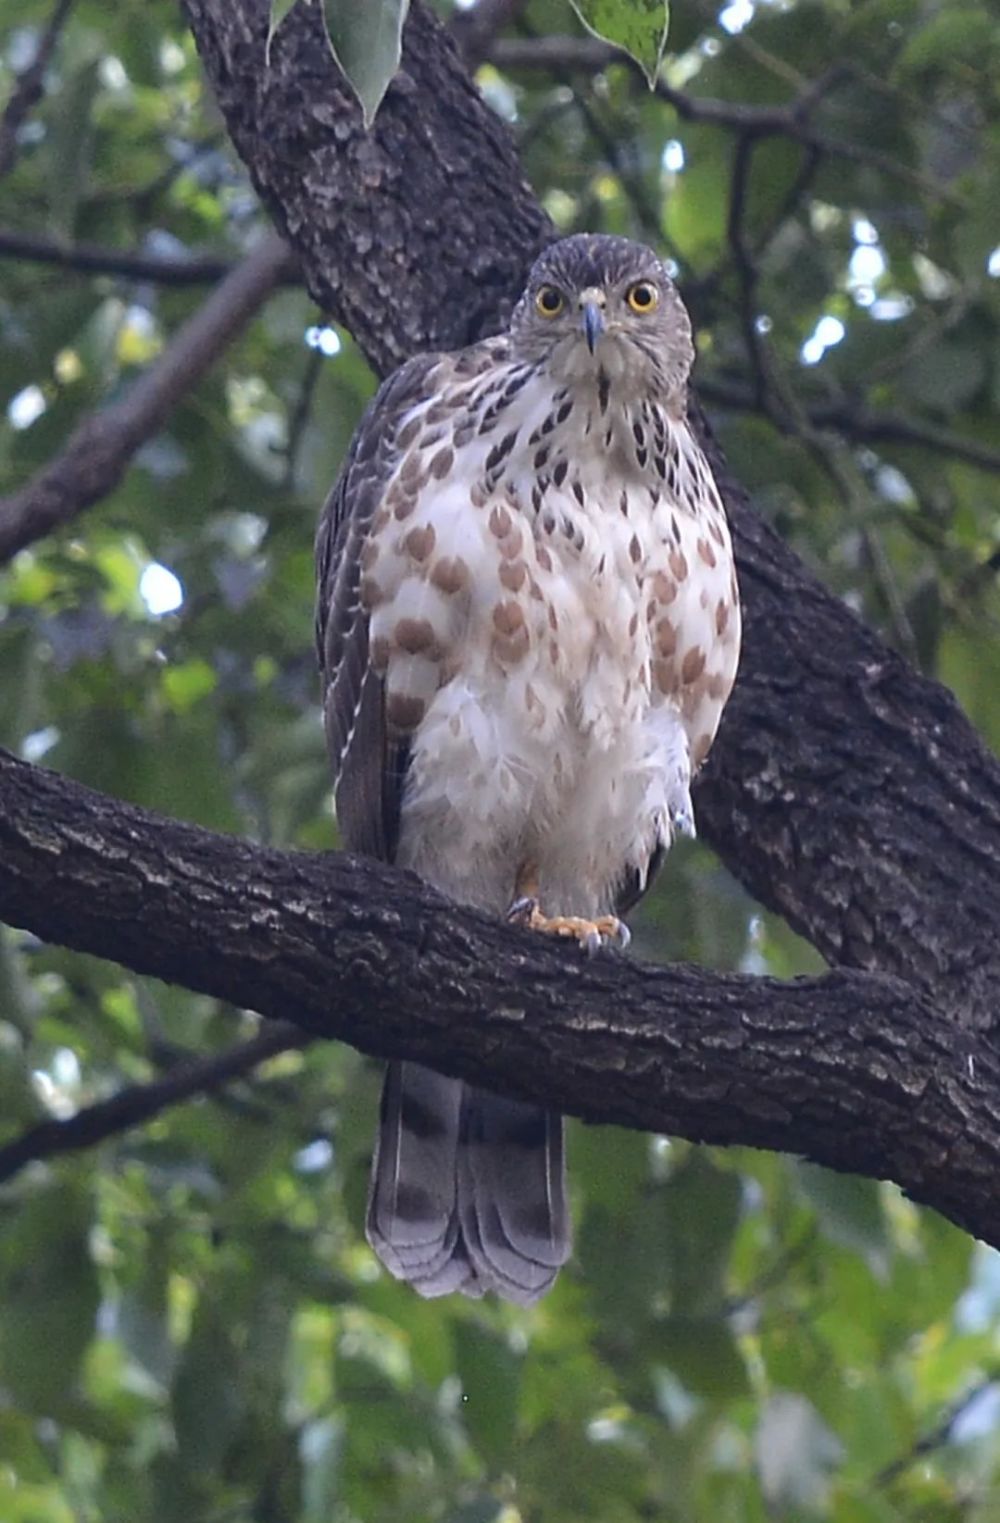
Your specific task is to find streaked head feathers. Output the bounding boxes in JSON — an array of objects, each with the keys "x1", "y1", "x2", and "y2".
[{"x1": 510, "y1": 233, "x2": 694, "y2": 399}]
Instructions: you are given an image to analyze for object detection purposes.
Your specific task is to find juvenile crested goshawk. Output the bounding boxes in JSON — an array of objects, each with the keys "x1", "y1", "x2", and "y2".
[{"x1": 315, "y1": 233, "x2": 741, "y2": 1304}]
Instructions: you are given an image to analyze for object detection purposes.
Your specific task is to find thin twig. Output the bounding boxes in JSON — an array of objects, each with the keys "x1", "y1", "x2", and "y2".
[
  {"x1": 571, "y1": 90, "x2": 663, "y2": 245},
  {"x1": 0, "y1": 1022, "x2": 309, "y2": 1185},
  {"x1": 513, "y1": 20, "x2": 664, "y2": 246},
  {"x1": 873, "y1": 1372, "x2": 1000, "y2": 1489},
  {"x1": 0, "y1": 225, "x2": 288, "y2": 286},
  {"x1": 739, "y1": 343, "x2": 922, "y2": 662},
  {"x1": 0, "y1": 0, "x2": 75, "y2": 179},
  {"x1": 864, "y1": 295, "x2": 973, "y2": 387},
  {"x1": 860, "y1": 522, "x2": 920, "y2": 666},
  {"x1": 955, "y1": 544, "x2": 1000, "y2": 603},
  {"x1": 284, "y1": 341, "x2": 324, "y2": 491},
  {"x1": 95, "y1": 133, "x2": 226, "y2": 217},
  {"x1": 756, "y1": 142, "x2": 822, "y2": 251},
  {"x1": 698, "y1": 376, "x2": 1000, "y2": 476},
  {"x1": 450, "y1": 0, "x2": 529, "y2": 69},
  {"x1": 488, "y1": 39, "x2": 962, "y2": 204},
  {"x1": 726, "y1": 133, "x2": 769, "y2": 409}
]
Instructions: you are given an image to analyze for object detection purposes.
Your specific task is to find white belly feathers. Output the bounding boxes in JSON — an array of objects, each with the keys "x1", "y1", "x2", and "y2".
[{"x1": 360, "y1": 373, "x2": 740, "y2": 917}]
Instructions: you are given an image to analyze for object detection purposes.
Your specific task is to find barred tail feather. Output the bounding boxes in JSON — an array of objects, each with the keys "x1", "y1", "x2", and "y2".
[{"x1": 366, "y1": 1062, "x2": 570, "y2": 1304}]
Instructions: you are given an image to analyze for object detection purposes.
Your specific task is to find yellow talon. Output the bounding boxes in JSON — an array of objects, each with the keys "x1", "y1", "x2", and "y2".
[{"x1": 506, "y1": 896, "x2": 630, "y2": 954}]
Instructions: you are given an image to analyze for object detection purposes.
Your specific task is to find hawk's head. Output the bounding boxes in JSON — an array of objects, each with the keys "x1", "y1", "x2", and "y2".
[{"x1": 510, "y1": 234, "x2": 694, "y2": 402}]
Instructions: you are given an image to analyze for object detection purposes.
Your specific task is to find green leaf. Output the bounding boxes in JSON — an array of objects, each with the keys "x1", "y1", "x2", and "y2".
[
  {"x1": 661, "y1": 124, "x2": 728, "y2": 262},
  {"x1": 321, "y1": 0, "x2": 409, "y2": 128},
  {"x1": 46, "y1": 58, "x2": 100, "y2": 237},
  {"x1": 117, "y1": 1232, "x2": 173, "y2": 1386},
  {"x1": 171, "y1": 1298, "x2": 243, "y2": 1473},
  {"x1": 796, "y1": 1164, "x2": 892, "y2": 1278},
  {"x1": 569, "y1": 0, "x2": 670, "y2": 88},
  {"x1": 300, "y1": 1416, "x2": 343, "y2": 1523},
  {"x1": 897, "y1": 340, "x2": 987, "y2": 415},
  {"x1": 756, "y1": 1392, "x2": 843, "y2": 1511},
  {"x1": 661, "y1": 1152, "x2": 743, "y2": 1313},
  {"x1": 0, "y1": 1180, "x2": 100, "y2": 1412},
  {"x1": 895, "y1": 6, "x2": 996, "y2": 84},
  {"x1": 651, "y1": 1317, "x2": 750, "y2": 1401},
  {"x1": 161, "y1": 657, "x2": 217, "y2": 713},
  {"x1": 449, "y1": 1503, "x2": 503, "y2": 1523},
  {"x1": 454, "y1": 1321, "x2": 521, "y2": 1467}
]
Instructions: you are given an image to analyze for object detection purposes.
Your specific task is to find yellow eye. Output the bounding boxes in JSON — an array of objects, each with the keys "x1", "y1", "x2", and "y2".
[
  {"x1": 626, "y1": 281, "x2": 659, "y2": 314},
  {"x1": 535, "y1": 284, "x2": 565, "y2": 317}
]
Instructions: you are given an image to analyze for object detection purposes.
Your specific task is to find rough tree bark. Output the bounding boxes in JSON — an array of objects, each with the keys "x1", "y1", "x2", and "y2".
[
  {"x1": 2, "y1": 745, "x2": 998, "y2": 1250},
  {"x1": 3, "y1": 0, "x2": 1000, "y2": 1243}
]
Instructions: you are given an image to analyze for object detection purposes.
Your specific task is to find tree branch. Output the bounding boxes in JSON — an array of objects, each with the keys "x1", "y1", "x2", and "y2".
[
  {"x1": 725, "y1": 133, "x2": 769, "y2": 409},
  {"x1": 0, "y1": 1021, "x2": 307, "y2": 1184},
  {"x1": 451, "y1": 0, "x2": 528, "y2": 69},
  {"x1": 0, "y1": 0, "x2": 75, "y2": 179},
  {"x1": 486, "y1": 39, "x2": 958, "y2": 203},
  {"x1": 873, "y1": 1371, "x2": 1000, "y2": 1489},
  {"x1": 0, "y1": 745, "x2": 997, "y2": 1253},
  {"x1": 0, "y1": 225, "x2": 299, "y2": 286},
  {"x1": 697, "y1": 376, "x2": 1000, "y2": 476},
  {"x1": 0, "y1": 231, "x2": 295, "y2": 564},
  {"x1": 181, "y1": 1, "x2": 553, "y2": 376}
]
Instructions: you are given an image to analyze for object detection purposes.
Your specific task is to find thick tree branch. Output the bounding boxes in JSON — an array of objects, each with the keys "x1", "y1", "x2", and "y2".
[
  {"x1": 1, "y1": 746, "x2": 997, "y2": 1252},
  {"x1": 0, "y1": 225, "x2": 299, "y2": 286},
  {"x1": 0, "y1": 1020, "x2": 307, "y2": 1183},
  {"x1": 0, "y1": 231, "x2": 295, "y2": 564},
  {"x1": 181, "y1": 2, "x2": 552, "y2": 376},
  {"x1": 180, "y1": 0, "x2": 1000, "y2": 1031}
]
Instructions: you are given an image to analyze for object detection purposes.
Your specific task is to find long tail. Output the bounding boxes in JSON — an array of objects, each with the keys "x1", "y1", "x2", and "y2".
[{"x1": 366, "y1": 1061, "x2": 570, "y2": 1304}]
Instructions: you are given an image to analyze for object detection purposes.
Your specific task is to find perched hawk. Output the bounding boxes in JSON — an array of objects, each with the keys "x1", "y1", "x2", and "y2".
[{"x1": 316, "y1": 234, "x2": 741, "y2": 1304}]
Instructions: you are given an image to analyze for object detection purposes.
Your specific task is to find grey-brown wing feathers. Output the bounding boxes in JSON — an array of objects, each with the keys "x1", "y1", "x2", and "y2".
[{"x1": 315, "y1": 354, "x2": 439, "y2": 863}]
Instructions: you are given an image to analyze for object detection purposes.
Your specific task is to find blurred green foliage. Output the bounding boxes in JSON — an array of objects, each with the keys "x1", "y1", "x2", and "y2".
[{"x1": 1, "y1": 0, "x2": 999, "y2": 1518}]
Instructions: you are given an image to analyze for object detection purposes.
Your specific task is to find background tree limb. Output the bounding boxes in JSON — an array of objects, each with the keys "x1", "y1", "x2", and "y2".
[
  {"x1": 0, "y1": 1019, "x2": 307, "y2": 1184},
  {"x1": 0, "y1": 226, "x2": 300, "y2": 287},
  {"x1": 0, "y1": 0, "x2": 75, "y2": 179},
  {"x1": 0, "y1": 230, "x2": 295, "y2": 563},
  {"x1": 697, "y1": 377, "x2": 1000, "y2": 476},
  {"x1": 1, "y1": 744, "x2": 997, "y2": 1252}
]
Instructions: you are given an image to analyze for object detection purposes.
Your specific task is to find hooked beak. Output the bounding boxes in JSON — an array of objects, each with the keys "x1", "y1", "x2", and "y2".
[{"x1": 581, "y1": 299, "x2": 605, "y2": 354}]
